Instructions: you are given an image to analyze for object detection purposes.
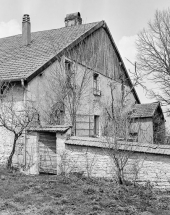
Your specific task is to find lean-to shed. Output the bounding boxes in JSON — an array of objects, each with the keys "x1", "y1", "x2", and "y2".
[{"x1": 131, "y1": 102, "x2": 165, "y2": 144}]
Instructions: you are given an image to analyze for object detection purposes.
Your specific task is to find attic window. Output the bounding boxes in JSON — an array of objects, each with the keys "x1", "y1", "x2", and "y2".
[
  {"x1": 93, "y1": 73, "x2": 101, "y2": 96},
  {"x1": 65, "y1": 60, "x2": 74, "y2": 88},
  {"x1": 65, "y1": 60, "x2": 71, "y2": 72}
]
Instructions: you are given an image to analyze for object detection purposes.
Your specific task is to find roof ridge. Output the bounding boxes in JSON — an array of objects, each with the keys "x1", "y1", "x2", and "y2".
[{"x1": 0, "y1": 21, "x2": 101, "y2": 40}]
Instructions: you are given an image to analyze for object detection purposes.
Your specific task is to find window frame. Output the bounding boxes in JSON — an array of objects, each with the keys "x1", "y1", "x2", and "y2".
[
  {"x1": 93, "y1": 73, "x2": 101, "y2": 96},
  {"x1": 94, "y1": 115, "x2": 100, "y2": 137}
]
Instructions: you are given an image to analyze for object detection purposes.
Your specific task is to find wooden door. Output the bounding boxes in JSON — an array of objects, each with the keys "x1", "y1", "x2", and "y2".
[{"x1": 39, "y1": 132, "x2": 57, "y2": 174}]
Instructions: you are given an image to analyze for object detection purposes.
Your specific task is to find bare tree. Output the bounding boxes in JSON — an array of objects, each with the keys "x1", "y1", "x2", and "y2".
[
  {"x1": 46, "y1": 52, "x2": 91, "y2": 136},
  {"x1": 83, "y1": 147, "x2": 98, "y2": 178},
  {"x1": 0, "y1": 84, "x2": 38, "y2": 169},
  {"x1": 103, "y1": 109, "x2": 134, "y2": 184},
  {"x1": 102, "y1": 81, "x2": 149, "y2": 184},
  {"x1": 136, "y1": 8, "x2": 170, "y2": 109},
  {"x1": 42, "y1": 32, "x2": 103, "y2": 136}
]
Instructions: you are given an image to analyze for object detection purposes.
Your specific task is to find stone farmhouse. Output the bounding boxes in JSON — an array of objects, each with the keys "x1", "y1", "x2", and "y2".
[{"x1": 0, "y1": 13, "x2": 166, "y2": 182}]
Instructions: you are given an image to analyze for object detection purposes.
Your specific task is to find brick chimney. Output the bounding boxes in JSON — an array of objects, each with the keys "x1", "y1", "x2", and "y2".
[
  {"x1": 65, "y1": 12, "x2": 82, "y2": 27},
  {"x1": 22, "y1": 14, "x2": 31, "y2": 46}
]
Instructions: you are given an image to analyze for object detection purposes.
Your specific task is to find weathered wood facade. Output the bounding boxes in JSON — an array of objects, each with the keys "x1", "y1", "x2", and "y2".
[
  {"x1": 39, "y1": 132, "x2": 57, "y2": 173},
  {"x1": 131, "y1": 102, "x2": 165, "y2": 144}
]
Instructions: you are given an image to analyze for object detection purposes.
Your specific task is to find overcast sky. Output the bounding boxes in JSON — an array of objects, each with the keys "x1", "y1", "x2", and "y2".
[{"x1": 0, "y1": 0, "x2": 169, "y2": 105}]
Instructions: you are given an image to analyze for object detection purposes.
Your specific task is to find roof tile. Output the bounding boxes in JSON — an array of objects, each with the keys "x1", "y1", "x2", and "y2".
[
  {"x1": 131, "y1": 102, "x2": 159, "y2": 118},
  {"x1": 0, "y1": 22, "x2": 100, "y2": 81}
]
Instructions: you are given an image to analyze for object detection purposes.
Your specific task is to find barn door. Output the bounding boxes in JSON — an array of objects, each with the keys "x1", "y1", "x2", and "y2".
[{"x1": 38, "y1": 132, "x2": 57, "y2": 174}]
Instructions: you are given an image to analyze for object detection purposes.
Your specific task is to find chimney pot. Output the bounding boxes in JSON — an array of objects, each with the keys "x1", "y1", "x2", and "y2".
[
  {"x1": 65, "y1": 12, "x2": 82, "y2": 27},
  {"x1": 22, "y1": 14, "x2": 31, "y2": 46}
]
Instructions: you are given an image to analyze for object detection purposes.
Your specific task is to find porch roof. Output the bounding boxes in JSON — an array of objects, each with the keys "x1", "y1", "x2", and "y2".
[{"x1": 28, "y1": 125, "x2": 71, "y2": 133}]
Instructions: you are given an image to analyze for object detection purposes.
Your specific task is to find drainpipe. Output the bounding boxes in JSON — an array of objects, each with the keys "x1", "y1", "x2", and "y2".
[{"x1": 21, "y1": 79, "x2": 27, "y2": 166}]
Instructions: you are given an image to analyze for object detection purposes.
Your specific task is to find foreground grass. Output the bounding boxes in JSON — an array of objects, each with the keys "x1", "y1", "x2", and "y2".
[{"x1": 0, "y1": 168, "x2": 170, "y2": 214}]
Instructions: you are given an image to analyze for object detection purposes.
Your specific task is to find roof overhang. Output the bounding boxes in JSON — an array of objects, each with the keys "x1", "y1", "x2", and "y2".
[{"x1": 28, "y1": 125, "x2": 72, "y2": 133}]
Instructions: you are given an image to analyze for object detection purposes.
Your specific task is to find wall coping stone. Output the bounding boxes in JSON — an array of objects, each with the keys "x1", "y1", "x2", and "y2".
[{"x1": 65, "y1": 136, "x2": 170, "y2": 155}]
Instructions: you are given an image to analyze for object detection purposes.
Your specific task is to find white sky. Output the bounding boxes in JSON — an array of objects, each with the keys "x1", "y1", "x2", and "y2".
[{"x1": 0, "y1": 0, "x2": 169, "y2": 120}]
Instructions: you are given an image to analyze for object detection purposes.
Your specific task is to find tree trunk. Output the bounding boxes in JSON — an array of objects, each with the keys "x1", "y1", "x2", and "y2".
[
  {"x1": 71, "y1": 118, "x2": 76, "y2": 136},
  {"x1": 117, "y1": 169, "x2": 125, "y2": 185},
  {"x1": 71, "y1": 111, "x2": 76, "y2": 136},
  {"x1": 7, "y1": 134, "x2": 18, "y2": 169}
]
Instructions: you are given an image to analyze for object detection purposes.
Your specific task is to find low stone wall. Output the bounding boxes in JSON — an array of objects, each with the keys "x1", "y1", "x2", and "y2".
[
  {"x1": 65, "y1": 137, "x2": 170, "y2": 189},
  {"x1": 1, "y1": 129, "x2": 170, "y2": 189},
  {"x1": 0, "y1": 125, "x2": 26, "y2": 167},
  {"x1": 0, "y1": 126, "x2": 14, "y2": 165}
]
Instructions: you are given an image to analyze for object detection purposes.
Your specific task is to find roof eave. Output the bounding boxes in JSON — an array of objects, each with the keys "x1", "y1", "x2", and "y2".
[
  {"x1": 102, "y1": 23, "x2": 140, "y2": 104},
  {"x1": 131, "y1": 116, "x2": 153, "y2": 119},
  {"x1": 0, "y1": 78, "x2": 23, "y2": 82}
]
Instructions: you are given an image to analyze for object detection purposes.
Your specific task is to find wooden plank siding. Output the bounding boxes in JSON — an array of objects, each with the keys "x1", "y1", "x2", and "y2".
[
  {"x1": 68, "y1": 28, "x2": 128, "y2": 85},
  {"x1": 38, "y1": 132, "x2": 57, "y2": 174}
]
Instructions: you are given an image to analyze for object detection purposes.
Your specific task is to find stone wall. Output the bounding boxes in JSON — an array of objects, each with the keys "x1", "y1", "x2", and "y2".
[
  {"x1": 64, "y1": 137, "x2": 170, "y2": 189},
  {"x1": 0, "y1": 126, "x2": 26, "y2": 167},
  {"x1": 0, "y1": 126, "x2": 14, "y2": 165},
  {"x1": 2, "y1": 131, "x2": 170, "y2": 189},
  {"x1": 0, "y1": 99, "x2": 28, "y2": 166},
  {"x1": 65, "y1": 146, "x2": 170, "y2": 188}
]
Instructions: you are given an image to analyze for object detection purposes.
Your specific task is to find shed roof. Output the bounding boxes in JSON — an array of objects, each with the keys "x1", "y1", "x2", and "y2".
[
  {"x1": 28, "y1": 125, "x2": 71, "y2": 133},
  {"x1": 65, "y1": 136, "x2": 170, "y2": 156},
  {"x1": 131, "y1": 102, "x2": 162, "y2": 118}
]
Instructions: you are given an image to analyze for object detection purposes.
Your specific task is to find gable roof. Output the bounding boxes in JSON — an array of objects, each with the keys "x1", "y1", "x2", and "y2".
[
  {"x1": 131, "y1": 102, "x2": 164, "y2": 119},
  {"x1": 0, "y1": 21, "x2": 101, "y2": 81},
  {"x1": 0, "y1": 20, "x2": 140, "y2": 103}
]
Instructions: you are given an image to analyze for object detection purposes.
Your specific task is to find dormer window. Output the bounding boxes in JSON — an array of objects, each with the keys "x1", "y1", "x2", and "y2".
[{"x1": 93, "y1": 73, "x2": 101, "y2": 96}]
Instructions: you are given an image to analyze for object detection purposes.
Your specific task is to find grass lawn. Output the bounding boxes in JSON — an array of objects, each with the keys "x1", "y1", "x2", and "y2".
[{"x1": 0, "y1": 167, "x2": 170, "y2": 215}]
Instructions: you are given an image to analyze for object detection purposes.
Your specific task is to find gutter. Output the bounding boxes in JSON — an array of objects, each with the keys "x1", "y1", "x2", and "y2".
[{"x1": 21, "y1": 79, "x2": 27, "y2": 166}]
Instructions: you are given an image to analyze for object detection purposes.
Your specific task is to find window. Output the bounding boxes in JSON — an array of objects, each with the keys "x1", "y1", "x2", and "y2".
[
  {"x1": 54, "y1": 109, "x2": 64, "y2": 125},
  {"x1": 94, "y1": 115, "x2": 100, "y2": 136},
  {"x1": 93, "y1": 73, "x2": 101, "y2": 96},
  {"x1": 50, "y1": 102, "x2": 65, "y2": 125},
  {"x1": 129, "y1": 132, "x2": 138, "y2": 142},
  {"x1": 65, "y1": 60, "x2": 74, "y2": 89},
  {"x1": 65, "y1": 60, "x2": 71, "y2": 73}
]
